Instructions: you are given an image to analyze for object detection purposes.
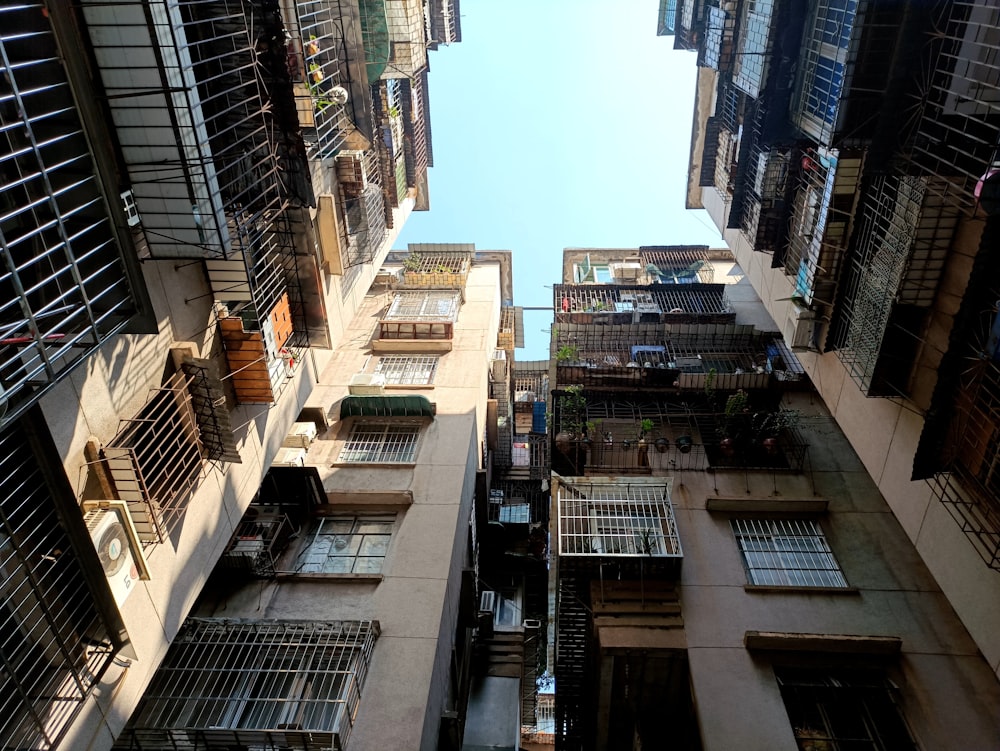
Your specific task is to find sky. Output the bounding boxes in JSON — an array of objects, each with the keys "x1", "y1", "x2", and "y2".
[{"x1": 396, "y1": 0, "x2": 722, "y2": 358}]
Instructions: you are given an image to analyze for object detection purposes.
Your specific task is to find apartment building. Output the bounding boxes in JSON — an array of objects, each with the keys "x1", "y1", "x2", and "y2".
[
  {"x1": 0, "y1": 3, "x2": 455, "y2": 749},
  {"x1": 546, "y1": 246, "x2": 1000, "y2": 750},
  {"x1": 672, "y1": 0, "x2": 1000, "y2": 687}
]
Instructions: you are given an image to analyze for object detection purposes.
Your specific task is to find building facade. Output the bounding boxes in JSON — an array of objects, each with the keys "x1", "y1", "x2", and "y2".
[
  {"x1": 546, "y1": 246, "x2": 1000, "y2": 750},
  {"x1": 0, "y1": 3, "x2": 456, "y2": 749},
  {"x1": 673, "y1": 0, "x2": 1000, "y2": 686}
]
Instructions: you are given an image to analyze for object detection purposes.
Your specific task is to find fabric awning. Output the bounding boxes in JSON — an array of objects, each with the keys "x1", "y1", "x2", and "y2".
[{"x1": 339, "y1": 395, "x2": 436, "y2": 419}]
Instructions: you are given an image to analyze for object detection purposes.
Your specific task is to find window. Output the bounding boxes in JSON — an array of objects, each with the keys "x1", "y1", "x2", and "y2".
[
  {"x1": 339, "y1": 422, "x2": 419, "y2": 463},
  {"x1": 375, "y1": 355, "x2": 439, "y2": 385},
  {"x1": 295, "y1": 515, "x2": 394, "y2": 574},
  {"x1": 592, "y1": 510, "x2": 669, "y2": 555},
  {"x1": 731, "y1": 518, "x2": 848, "y2": 587},
  {"x1": 387, "y1": 291, "x2": 460, "y2": 321},
  {"x1": 122, "y1": 620, "x2": 378, "y2": 745},
  {"x1": 776, "y1": 667, "x2": 917, "y2": 750}
]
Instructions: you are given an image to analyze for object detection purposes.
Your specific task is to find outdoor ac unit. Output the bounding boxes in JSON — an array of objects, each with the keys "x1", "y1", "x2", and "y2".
[
  {"x1": 491, "y1": 351, "x2": 508, "y2": 381},
  {"x1": 349, "y1": 372, "x2": 386, "y2": 395},
  {"x1": 374, "y1": 268, "x2": 399, "y2": 287},
  {"x1": 335, "y1": 151, "x2": 369, "y2": 198},
  {"x1": 283, "y1": 421, "x2": 319, "y2": 449},
  {"x1": 273, "y1": 446, "x2": 307, "y2": 467},
  {"x1": 84, "y1": 501, "x2": 150, "y2": 608},
  {"x1": 786, "y1": 301, "x2": 817, "y2": 350},
  {"x1": 610, "y1": 261, "x2": 642, "y2": 280},
  {"x1": 479, "y1": 590, "x2": 497, "y2": 615}
]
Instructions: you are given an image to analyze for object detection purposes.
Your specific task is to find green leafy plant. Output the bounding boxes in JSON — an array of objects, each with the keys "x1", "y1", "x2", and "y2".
[
  {"x1": 639, "y1": 418, "x2": 655, "y2": 437},
  {"x1": 556, "y1": 344, "x2": 580, "y2": 363},
  {"x1": 402, "y1": 252, "x2": 422, "y2": 272}
]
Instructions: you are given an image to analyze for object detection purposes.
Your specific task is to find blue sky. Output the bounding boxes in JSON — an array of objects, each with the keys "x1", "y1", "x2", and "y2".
[{"x1": 396, "y1": 0, "x2": 722, "y2": 358}]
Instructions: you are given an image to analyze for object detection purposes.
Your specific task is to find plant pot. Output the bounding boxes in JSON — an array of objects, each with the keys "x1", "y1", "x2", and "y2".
[
  {"x1": 676, "y1": 435, "x2": 693, "y2": 454},
  {"x1": 762, "y1": 436, "x2": 779, "y2": 455},
  {"x1": 654, "y1": 438, "x2": 670, "y2": 454}
]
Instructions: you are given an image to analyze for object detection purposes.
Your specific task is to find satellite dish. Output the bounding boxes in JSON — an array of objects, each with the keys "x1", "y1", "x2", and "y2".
[{"x1": 329, "y1": 86, "x2": 349, "y2": 105}]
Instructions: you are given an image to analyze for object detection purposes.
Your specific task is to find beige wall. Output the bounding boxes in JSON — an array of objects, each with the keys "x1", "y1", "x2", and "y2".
[
  {"x1": 701, "y1": 184, "x2": 1000, "y2": 682},
  {"x1": 47, "y1": 214, "x2": 416, "y2": 749}
]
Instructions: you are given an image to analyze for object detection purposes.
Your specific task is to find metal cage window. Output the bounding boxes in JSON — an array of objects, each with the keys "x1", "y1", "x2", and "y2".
[
  {"x1": 386, "y1": 291, "x2": 460, "y2": 321},
  {"x1": 339, "y1": 422, "x2": 419, "y2": 463},
  {"x1": 375, "y1": 355, "x2": 439, "y2": 385},
  {"x1": 119, "y1": 620, "x2": 379, "y2": 751},
  {"x1": 776, "y1": 668, "x2": 918, "y2": 750},
  {"x1": 731, "y1": 518, "x2": 848, "y2": 588},
  {"x1": 295, "y1": 515, "x2": 394, "y2": 574}
]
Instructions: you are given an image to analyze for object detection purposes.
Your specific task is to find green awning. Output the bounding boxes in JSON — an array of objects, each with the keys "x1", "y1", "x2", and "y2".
[{"x1": 339, "y1": 395, "x2": 435, "y2": 419}]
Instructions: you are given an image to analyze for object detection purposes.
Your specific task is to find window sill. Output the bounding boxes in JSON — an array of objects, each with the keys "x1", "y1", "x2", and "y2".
[
  {"x1": 330, "y1": 462, "x2": 417, "y2": 468},
  {"x1": 743, "y1": 585, "x2": 859, "y2": 595},
  {"x1": 384, "y1": 384, "x2": 435, "y2": 391},
  {"x1": 276, "y1": 572, "x2": 384, "y2": 582}
]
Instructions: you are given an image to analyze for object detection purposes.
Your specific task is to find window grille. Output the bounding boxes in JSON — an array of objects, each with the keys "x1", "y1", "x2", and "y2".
[
  {"x1": 776, "y1": 668, "x2": 917, "y2": 750},
  {"x1": 118, "y1": 619, "x2": 379, "y2": 751},
  {"x1": 376, "y1": 355, "x2": 439, "y2": 385},
  {"x1": 0, "y1": 420, "x2": 118, "y2": 750},
  {"x1": 731, "y1": 518, "x2": 848, "y2": 587},
  {"x1": 733, "y1": 0, "x2": 775, "y2": 98},
  {"x1": 558, "y1": 481, "x2": 681, "y2": 558},
  {"x1": 339, "y1": 422, "x2": 419, "y2": 463},
  {"x1": 386, "y1": 291, "x2": 460, "y2": 321},
  {"x1": 295, "y1": 516, "x2": 394, "y2": 574}
]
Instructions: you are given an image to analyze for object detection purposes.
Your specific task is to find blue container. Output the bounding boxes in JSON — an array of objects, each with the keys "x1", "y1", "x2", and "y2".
[{"x1": 532, "y1": 401, "x2": 547, "y2": 434}]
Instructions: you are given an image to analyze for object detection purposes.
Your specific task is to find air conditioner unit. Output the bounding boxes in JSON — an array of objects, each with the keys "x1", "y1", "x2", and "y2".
[
  {"x1": 349, "y1": 372, "x2": 386, "y2": 395},
  {"x1": 491, "y1": 350, "x2": 508, "y2": 381},
  {"x1": 374, "y1": 268, "x2": 399, "y2": 287},
  {"x1": 786, "y1": 301, "x2": 817, "y2": 350},
  {"x1": 273, "y1": 446, "x2": 307, "y2": 467},
  {"x1": 522, "y1": 619, "x2": 542, "y2": 630},
  {"x1": 335, "y1": 151, "x2": 369, "y2": 198},
  {"x1": 479, "y1": 590, "x2": 497, "y2": 615},
  {"x1": 83, "y1": 501, "x2": 150, "y2": 608},
  {"x1": 283, "y1": 421, "x2": 319, "y2": 449}
]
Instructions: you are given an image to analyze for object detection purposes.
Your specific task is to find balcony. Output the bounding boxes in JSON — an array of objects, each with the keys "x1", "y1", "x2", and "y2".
[
  {"x1": 359, "y1": 0, "x2": 428, "y2": 81},
  {"x1": 556, "y1": 479, "x2": 682, "y2": 576},
  {"x1": 374, "y1": 291, "x2": 461, "y2": 350},
  {"x1": 216, "y1": 294, "x2": 297, "y2": 405},
  {"x1": 397, "y1": 249, "x2": 473, "y2": 293},
  {"x1": 554, "y1": 284, "x2": 733, "y2": 326}
]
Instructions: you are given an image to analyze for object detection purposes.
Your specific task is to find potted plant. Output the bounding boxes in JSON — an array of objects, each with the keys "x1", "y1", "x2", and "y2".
[
  {"x1": 718, "y1": 389, "x2": 750, "y2": 457},
  {"x1": 753, "y1": 409, "x2": 799, "y2": 455}
]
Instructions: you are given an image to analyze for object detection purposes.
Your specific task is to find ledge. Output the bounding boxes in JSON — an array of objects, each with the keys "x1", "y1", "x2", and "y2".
[
  {"x1": 743, "y1": 585, "x2": 859, "y2": 595},
  {"x1": 324, "y1": 490, "x2": 413, "y2": 508},
  {"x1": 744, "y1": 631, "x2": 902, "y2": 654},
  {"x1": 707, "y1": 497, "x2": 829, "y2": 514},
  {"x1": 276, "y1": 572, "x2": 384, "y2": 582}
]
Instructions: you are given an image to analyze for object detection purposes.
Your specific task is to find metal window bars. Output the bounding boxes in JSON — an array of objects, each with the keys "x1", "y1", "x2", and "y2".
[
  {"x1": 375, "y1": 355, "x2": 439, "y2": 384},
  {"x1": 0, "y1": 3, "x2": 142, "y2": 428},
  {"x1": 0, "y1": 420, "x2": 118, "y2": 751},
  {"x1": 339, "y1": 422, "x2": 419, "y2": 463},
  {"x1": 553, "y1": 284, "x2": 732, "y2": 326},
  {"x1": 102, "y1": 371, "x2": 206, "y2": 545},
  {"x1": 558, "y1": 481, "x2": 681, "y2": 558},
  {"x1": 117, "y1": 619, "x2": 379, "y2": 751},
  {"x1": 385, "y1": 290, "x2": 460, "y2": 321},
  {"x1": 638, "y1": 246, "x2": 715, "y2": 284},
  {"x1": 731, "y1": 518, "x2": 848, "y2": 587}
]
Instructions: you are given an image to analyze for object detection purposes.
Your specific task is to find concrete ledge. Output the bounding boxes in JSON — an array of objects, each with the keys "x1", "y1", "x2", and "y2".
[
  {"x1": 324, "y1": 490, "x2": 414, "y2": 507},
  {"x1": 707, "y1": 496, "x2": 829, "y2": 514},
  {"x1": 744, "y1": 631, "x2": 902, "y2": 654},
  {"x1": 744, "y1": 585, "x2": 859, "y2": 595}
]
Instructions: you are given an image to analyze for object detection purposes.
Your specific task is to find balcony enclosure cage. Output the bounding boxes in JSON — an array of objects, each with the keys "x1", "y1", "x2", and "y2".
[
  {"x1": 372, "y1": 79, "x2": 409, "y2": 209},
  {"x1": 557, "y1": 479, "x2": 681, "y2": 568},
  {"x1": 781, "y1": 148, "x2": 862, "y2": 306},
  {"x1": 292, "y1": 0, "x2": 359, "y2": 159},
  {"x1": 396, "y1": 248, "x2": 473, "y2": 291},
  {"x1": 377, "y1": 290, "x2": 460, "y2": 340},
  {"x1": 219, "y1": 512, "x2": 296, "y2": 577},
  {"x1": 903, "y1": 1, "x2": 1000, "y2": 213},
  {"x1": 552, "y1": 322, "x2": 801, "y2": 391},
  {"x1": 115, "y1": 619, "x2": 379, "y2": 751},
  {"x1": 638, "y1": 246, "x2": 715, "y2": 284},
  {"x1": 337, "y1": 149, "x2": 389, "y2": 269},
  {"x1": 102, "y1": 371, "x2": 207, "y2": 546},
  {"x1": 554, "y1": 284, "x2": 732, "y2": 326},
  {"x1": 489, "y1": 479, "x2": 550, "y2": 526},
  {"x1": 829, "y1": 175, "x2": 959, "y2": 396},
  {"x1": 0, "y1": 420, "x2": 121, "y2": 751},
  {"x1": 0, "y1": 3, "x2": 146, "y2": 428},
  {"x1": 739, "y1": 145, "x2": 791, "y2": 254}
]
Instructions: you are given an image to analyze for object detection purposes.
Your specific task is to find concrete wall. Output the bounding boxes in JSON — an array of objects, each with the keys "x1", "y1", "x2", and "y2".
[
  {"x1": 699, "y1": 185, "x2": 1000, "y2": 684},
  {"x1": 672, "y1": 392, "x2": 1000, "y2": 750},
  {"x1": 49, "y1": 211, "x2": 414, "y2": 748},
  {"x1": 195, "y1": 260, "x2": 505, "y2": 750}
]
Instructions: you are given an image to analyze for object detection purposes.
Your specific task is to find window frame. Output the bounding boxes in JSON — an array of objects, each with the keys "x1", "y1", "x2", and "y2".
[
  {"x1": 731, "y1": 518, "x2": 849, "y2": 588},
  {"x1": 338, "y1": 421, "x2": 421, "y2": 464},
  {"x1": 293, "y1": 514, "x2": 396, "y2": 575},
  {"x1": 776, "y1": 666, "x2": 918, "y2": 751},
  {"x1": 375, "y1": 355, "x2": 439, "y2": 386}
]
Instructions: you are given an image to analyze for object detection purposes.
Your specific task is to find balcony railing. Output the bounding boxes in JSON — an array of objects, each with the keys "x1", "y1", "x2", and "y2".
[
  {"x1": 376, "y1": 290, "x2": 461, "y2": 342},
  {"x1": 220, "y1": 512, "x2": 296, "y2": 577},
  {"x1": 554, "y1": 284, "x2": 732, "y2": 326},
  {"x1": 557, "y1": 480, "x2": 682, "y2": 562}
]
